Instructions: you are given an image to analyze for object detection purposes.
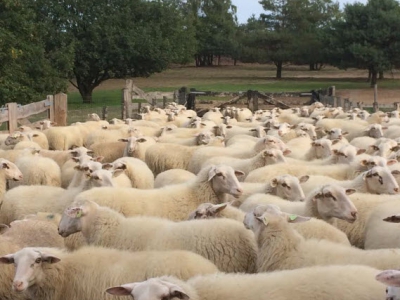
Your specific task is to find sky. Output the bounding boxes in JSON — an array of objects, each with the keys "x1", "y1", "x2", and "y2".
[{"x1": 232, "y1": 0, "x2": 368, "y2": 24}]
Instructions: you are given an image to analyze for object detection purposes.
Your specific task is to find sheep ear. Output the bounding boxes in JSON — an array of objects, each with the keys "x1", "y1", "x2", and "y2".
[
  {"x1": 342, "y1": 131, "x2": 349, "y2": 135},
  {"x1": 94, "y1": 156, "x2": 104, "y2": 162},
  {"x1": 345, "y1": 189, "x2": 356, "y2": 195},
  {"x1": 391, "y1": 170, "x2": 400, "y2": 176},
  {"x1": 256, "y1": 215, "x2": 269, "y2": 226},
  {"x1": 332, "y1": 139, "x2": 340, "y2": 145},
  {"x1": 170, "y1": 287, "x2": 190, "y2": 300},
  {"x1": 112, "y1": 169, "x2": 125, "y2": 178},
  {"x1": 282, "y1": 149, "x2": 291, "y2": 156},
  {"x1": 299, "y1": 175, "x2": 309, "y2": 183},
  {"x1": 370, "y1": 145, "x2": 379, "y2": 151},
  {"x1": 106, "y1": 285, "x2": 134, "y2": 296},
  {"x1": 208, "y1": 166, "x2": 217, "y2": 181},
  {"x1": 383, "y1": 215, "x2": 400, "y2": 223},
  {"x1": 387, "y1": 159, "x2": 398, "y2": 166},
  {"x1": 392, "y1": 146, "x2": 400, "y2": 152},
  {"x1": 360, "y1": 160, "x2": 368, "y2": 166},
  {"x1": 211, "y1": 203, "x2": 228, "y2": 214},
  {"x1": 0, "y1": 254, "x2": 14, "y2": 264},
  {"x1": 0, "y1": 224, "x2": 9, "y2": 234},
  {"x1": 71, "y1": 157, "x2": 80, "y2": 163},
  {"x1": 234, "y1": 170, "x2": 245, "y2": 177},
  {"x1": 286, "y1": 214, "x2": 310, "y2": 223},
  {"x1": 376, "y1": 270, "x2": 400, "y2": 287},
  {"x1": 65, "y1": 207, "x2": 85, "y2": 219},
  {"x1": 41, "y1": 254, "x2": 61, "y2": 264},
  {"x1": 270, "y1": 178, "x2": 278, "y2": 187},
  {"x1": 356, "y1": 148, "x2": 366, "y2": 155}
]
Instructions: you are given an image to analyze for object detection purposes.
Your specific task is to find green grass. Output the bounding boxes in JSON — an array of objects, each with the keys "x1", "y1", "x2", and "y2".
[{"x1": 67, "y1": 79, "x2": 400, "y2": 108}]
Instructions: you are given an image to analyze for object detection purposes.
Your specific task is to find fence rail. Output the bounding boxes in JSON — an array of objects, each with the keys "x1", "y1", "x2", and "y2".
[{"x1": 0, "y1": 93, "x2": 67, "y2": 133}]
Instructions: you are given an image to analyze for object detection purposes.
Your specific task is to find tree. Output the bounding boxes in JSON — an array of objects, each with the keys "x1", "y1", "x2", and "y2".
[
  {"x1": 240, "y1": 0, "x2": 339, "y2": 78},
  {"x1": 34, "y1": 0, "x2": 196, "y2": 103},
  {"x1": 185, "y1": 0, "x2": 238, "y2": 67},
  {"x1": 0, "y1": 0, "x2": 72, "y2": 105},
  {"x1": 326, "y1": 0, "x2": 400, "y2": 86}
]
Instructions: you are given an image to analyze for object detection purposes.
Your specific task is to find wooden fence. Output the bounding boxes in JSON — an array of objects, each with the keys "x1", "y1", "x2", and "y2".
[{"x1": 0, "y1": 93, "x2": 68, "y2": 133}]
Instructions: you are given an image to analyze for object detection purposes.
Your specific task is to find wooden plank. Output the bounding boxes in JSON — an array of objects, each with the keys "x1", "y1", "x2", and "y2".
[
  {"x1": 47, "y1": 95, "x2": 54, "y2": 122},
  {"x1": 7, "y1": 103, "x2": 18, "y2": 133},
  {"x1": 54, "y1": 93, "x2": 68, "y2": 126},
  {"x1": 17, "y1": 99, "x2": 50, "y2": 119},
  {"x1": 0, "y1": 109, "x2": 9, "y2": 123}
]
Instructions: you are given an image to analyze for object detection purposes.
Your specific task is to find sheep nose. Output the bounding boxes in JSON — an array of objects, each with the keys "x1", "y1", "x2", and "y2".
[
  {"x1": 351, "y1": 211, "x2": 357, "y2": 218},
  {"x1": 13, "y1": 281, "x2": 24, "y2": 291},
  {"x1": 395, "y1": 188, "x2": 399, "y2": 193}
]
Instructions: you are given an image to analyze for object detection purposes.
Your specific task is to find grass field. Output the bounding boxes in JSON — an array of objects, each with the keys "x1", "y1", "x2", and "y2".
[{"x1": 67, "y1": 64, "x2": 400, "y2": 110}]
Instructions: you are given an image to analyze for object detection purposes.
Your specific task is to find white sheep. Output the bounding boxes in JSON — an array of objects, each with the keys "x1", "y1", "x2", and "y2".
[
  {"x1": 154, "y1": 169, "x2": 196, "y2": 188},
  {"x1": 4, "y1": 131, "x2": 49, "y2": 150},
  {"x1": 200, "y1": 149, "x2": 288, "y2": 178},
  {"x1": 243, "y1": 204, "x2": 350, "y2": 246},
  {"x1": 45, "y1": 126, "x2": 84, "y2": 150},
  {"x1": 0, "y1": 246, "x2": 219, "y2": 300},
  {"x1": 376, "y1": 269, "x2": 400, "y2": 300},
  {"x1": 299, "y1": 166, "x2": 400, "y2": 196},
  {"x1": 58, "y1": 200, "x2": 257, "y2": 273},
  {"x1": 250, "y1": 204, "x2": 400, "y2": 273},
  {"x1": 102, "y1": 157, "x2": 154, "y2": 189},
  {"x1": 119, "y1": 136, "x2": 158, "y2": 161},
  {"x1": 188, "y1": 136, "x2": 288, "y2": 174},
  {"x1": 70, "y1": 164, "x2": 244, "y2": 221},
  {"x1": 89, "y1": 141, "x2": 125, "y2": 163},
  {"x1": 0, "y1": 158, "x2": 22, "y2": 201},
  {"x1": 38, "y1": 147, "x2": 93, "y2": 168},
  {"x1": 105, "y1": 265, "x2": 386, "y2": 300},
  {"x1": 145, "y1": 137, "x2": 225, "y2": 175}
]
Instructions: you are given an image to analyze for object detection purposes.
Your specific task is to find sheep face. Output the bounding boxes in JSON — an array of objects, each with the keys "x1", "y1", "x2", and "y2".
[
  {"x1": 367, "y1": 124, "x2": 385, "y2": 138},
  {"x1": 86, "y1": 169, "x2": 119, "y2": 188},
  {"x1": 298, "y1": 123, "x2": 317, "y2": 140},
  {"x1": 261, "y1": 135, "x2": 288, "y2": 153},
  {"x1": 87, "y1": 113, "x2": 101, "y2": 121},
  {"x1": 4, "y1": 132, "x2": 24, "y2": 146},
  {"x1": 362, "y1": 166, "x2": 400, "y2": 195},
  {"x1": 370, "y1": 140, "x2": 399, "y2": 158},
  {"x1": 0, "y1": 248, "x2": 61, "y2": 293},
  {"x1": 188, "y1": 203, "x2": 228, "y2": 220},
  {"x1": 376, "y1": 270, "x2": 400, "y2": 300},
  {"x1": 249, "y1": 126, "x2": 267, "y2": 138},
  {"x1": 262, "y1": 149, "x2": 287, "y2": 165},
  {"x1": 106, "y1": 278, "x2": 190, "y2": 300},
  {"x1": 0, "y1": 159, "x2": 22, "y2": 181},
  {"x1": 268, "y1": 175, "x2": 309, "y2": 202},
  {"x1": 208, "y1": 165, "x2": 244, "y2": 198},
  {"x1": 312, "y1": 185, "x2": 357, "y2": 223},
  {"x1": 333, "y1": 145, "x2": 365, "y2": 164},
  {"x1": 194, "y1": 131, "x2": 214, "y2": 145},
  {"x1": 58, "y1": 201, "x2": 96, "y2": 237},
  {"x1": 311, "y1": 138, "x2": 332, "y2": 159},
  {"x1": 119, "y1": 137, "x2": 147, "y2": 155},
  {"x1": 326, "y1": 128, "x2": 345, "y2": 140},
  {"x1": 360, "y1": 156, "x2": 390, "y2": 169}
]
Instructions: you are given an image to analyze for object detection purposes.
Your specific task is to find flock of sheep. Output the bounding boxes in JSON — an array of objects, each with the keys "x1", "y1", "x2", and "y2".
[{"x1": 1, "y1": 101, "x2": 400, "y2": 299}]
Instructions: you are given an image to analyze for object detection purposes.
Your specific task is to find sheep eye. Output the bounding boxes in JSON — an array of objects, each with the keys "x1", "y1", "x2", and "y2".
[
  {"x1": 216, "y1": 173, "x2": 223, "y2": 177},
  {"x1": 373, "y1": 173, "x2": 379, "y2": 176},
  {"x1": 35, "y1": 258, "x2": 42, "y2": 264}
]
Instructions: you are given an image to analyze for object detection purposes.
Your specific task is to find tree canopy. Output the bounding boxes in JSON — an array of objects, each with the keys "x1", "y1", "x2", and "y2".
[{"x1": 0, "y1": 0, "x2": 72, "y2": 105}]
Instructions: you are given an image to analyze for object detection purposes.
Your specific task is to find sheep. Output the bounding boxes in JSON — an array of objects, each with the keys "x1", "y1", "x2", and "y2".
[
  {"x1": 58, "y1": 200, "x2": 257, "y2": 273},
  {"x1": 188, "y1": 136, "x2": 288, "y2": 174},
  {"x1": 0, "y1": 246, "x2": 219, "y2": 300},
  {"x1": 102, "y1": 157, "x2": 154, "y2": 189},
  {"x1": 0, "y1": 219, "x2": 68, "y2": 300},
  {"x1": 239, "y1": 184, "x2": 358, "y2": 225},
  {"x1": 226, "y1": 174, "x2": 309, "y2": 206},
  {"x1": 70, "y1": 164, "x2": 244, "y2": 222},
  {"x1": 233, "y1": 107, "x2": 252, "y2": 122},
  {"x1": 200, "y1": 149, "x2": 289, "y2": 178},
  {"x1": 119, "y1": 136, "x2": 158, "y2": 161},
  {"x1": 202, "y1": 108, "x2": 223, "y2": 125},
  {"x1": 0, "y1": 159, "x2": 23, "y2": 202},
  {"x1": 0, "y1": 158, "x2": 120, "y2": 225},
  {"x1": 368, "y1": 138, "x2": 399, "y2": 158},
  {"x1": 145, "y1": 137, "x2": 225, "y2": 175},
  {"x1": 44, "y1": 126, "x2": 84, "y2": 150},
  {"x1": 35, "y1": 120, "x2": 55, "y2": 130},
  {"x1": 224, "y1": 134, "x2": 260, "y2": 147},
  {"x1": 38, "y1": 147, "x2": 93, "y2": 168},
  {"x1": 124, "y1": 119, "x2": 162, "y2": 128},
  {"x1": 61, "y1": 155, "x2": 103, "y2": 188},
  {"x1": 250, "y1": 204, "x2": 400, "y2": 273},
  {"x1": 89, "y1": 141, "x2": 125, "y2": 163},
  {"x1": 350, "y1": 136, "x2": 377, "y2": 150},
  {"x1": 383, "y1": 125, "x2": 400, "y2": 139},
  {"x1": 376, "y1": 269, "x2": 400, "y2": 300},
  {"x1": 245, "y1": 162, "x2": 351, "y2": 183},
  {"x1": 105, "y1": 265, "x2": 386, "y2": 300},
  {"x1": 154, "y1": 169, "x2": 196, "y2": 188},
  {"x1": 243, "y1": 204, "x2": 351, "y2": 246},
  {"x1": 9, "y1": 155, "x2": 61, "y2": 188},
  {"x1": 4, "y1": 131, "x2": 49, "y2": 150},
  {"x1": 363, "y1": 201, "x2": 400, "y2": 250},
  {"x1": 157, "y1": 130, "x2": 216, "y2": 146},
  {"x1": 285, "y1": 135, "x2": 316, "y2": 160},
  {"x1": 299, "y1": 166, "x2": 400, "y2": 196}
]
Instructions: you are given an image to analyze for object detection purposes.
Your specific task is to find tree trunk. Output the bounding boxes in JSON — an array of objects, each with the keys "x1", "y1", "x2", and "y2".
[
  {"x1": 367, "y1": 67, "x2": 372, "y2": 82},
  {"x1": 309, "y1": 63, "x2": 315, "y2": 71},
  {"x1": 370, "y1": 70, "x2": 378, "y2": 87},
  {"x1": 218, "y1": 55, "x2": 221, "y2": 66},
  {"x1": 379, "y1": 71, "x2": 384, "y2": 80},
  {"x1": 78, "y1": 83, "x2": 94, "y2": 103},
  {"x1": 234, "y1": 58, "x2": 237, "y2": 66},
  {"x1": 275, "y1": 61, "x2": 283, "y2": 79}
]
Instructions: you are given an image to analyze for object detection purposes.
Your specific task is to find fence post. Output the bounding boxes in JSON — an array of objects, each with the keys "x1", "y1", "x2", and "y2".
[
  {"x1": 163, "y1": 96, "x2": 167, "y2": 108},
  {"x1": 152, "y1": 98, "x2": 157, "y2": 107},
  {"x1": 178, "y1": 87, "x2": 187, "y2": 105},
  {"x1": 54, "y1": 93, "x2": 68, "y2": 126},
  {"x1": 247, "y1": 90, "x2": 253, "y2": 110},
  {"x1": 373, "y1": 84, "x2": 379, "y2": 112},
  {"x1": 253, "y1": 91, "x2": 259, "y2": 112},
  {"x1": 121, "y1": 87, "x2": 131, "y2": 120},
  {"x1": 102, "y1": 106, "x2": 108, "y2": 120},
  {"x1": 46, "y1": 95, "x2": 55, "y2": 122},
  {"x1": 7, "y1": 103, "x2": 18, "y2": 133}
]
